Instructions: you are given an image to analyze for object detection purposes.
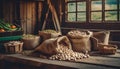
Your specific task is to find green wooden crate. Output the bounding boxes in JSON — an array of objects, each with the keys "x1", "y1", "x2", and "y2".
[
  {"x1": 0, "y1": 35, "x2": 22, "y2": 41},
  {"x1": 0, "y1": 30, "x2": 23, "y2": 37}
]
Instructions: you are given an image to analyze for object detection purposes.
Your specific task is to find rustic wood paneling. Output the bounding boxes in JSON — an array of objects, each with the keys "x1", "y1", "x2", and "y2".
[
  {"x1": 34, "y1": 1, "x2": 43, "y2": 34},
  {"x1": 38, "y1": 2, "x2": 43, "y2": 23},
  {"x1": 1, "y1": 0, "x2": 43, "y2": 34},
  {"x1": 20, "y1": 1, "x2": 27, "y2": 34},
  {"x1": 20, "y1": 1, "x2": 37, "y2": 34},
  {"x1": 1, "y1": 1, "x2": 17, "y2": 25},
  {"x1": 0, "y1": 1, "x2": 3, "y2": 19},
  {"x1": 2, "y1": 1, "x2": 11, "y2": 23}
]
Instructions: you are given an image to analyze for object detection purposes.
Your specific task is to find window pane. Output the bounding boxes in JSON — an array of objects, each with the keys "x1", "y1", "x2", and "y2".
[
  {"x1": 77, "y1": 2, "x2": 86, "y2": 11},
  {"x1": 105, "y1": 11, "x2": 117, "y2": 20},
  {"x1": 91, "y1": 0, "x2": 102, "y2": 11},
  {"x1": 77, "y1": 13, "x2": 86, "y2": 21},
  {"x1": 68, "y1": 3, "x2": 76, "y2": 12},
  {"x1": 68, "y1": 13, "x2": 76, "y2": 21},
  {"x1": 119, "y1": 11, "x2": 120, "y2": 20},
  {"x1": 91, "y1": 12, "x2": 102, "y2": 21},
  {"x1": 105, "y1": 0, "x2": 117, "y2": 10},
  {"x1": 119, "y1": 0, "x2": 120, "y2": 10}
]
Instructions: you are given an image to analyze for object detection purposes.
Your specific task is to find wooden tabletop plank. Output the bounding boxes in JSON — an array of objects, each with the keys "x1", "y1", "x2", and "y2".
[{"x1": 2, "y1": 54, "x2": 119, "y2": 69}]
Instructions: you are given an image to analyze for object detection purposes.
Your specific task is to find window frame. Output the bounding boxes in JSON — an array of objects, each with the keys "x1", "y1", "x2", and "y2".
[
  {"x1": 65, "y1": 0, "x2": 87, "y2": 22},
  {"x1": 63, "y1": 0, "x2": 120, "y2": 23}
]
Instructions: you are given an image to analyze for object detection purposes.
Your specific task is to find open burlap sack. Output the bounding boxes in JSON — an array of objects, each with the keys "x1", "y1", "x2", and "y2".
[
  {"x1": 92, "y1": 31, "x2": 110, "y2": 50},
  {"x1": 35, "y1": 36, "x2": 72, "y2": 56},
  {"x1": 67, "y1": 30, "x2": 93, "y2": 53},
  {"x1": 93, "y1": 31, "x2": 110, "y2": 45},
  {"x1": 38, "y1": 30, "x2": 61, "y2": 42}
]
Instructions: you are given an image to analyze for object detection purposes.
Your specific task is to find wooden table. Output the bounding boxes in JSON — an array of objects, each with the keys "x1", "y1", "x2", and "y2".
[{"x1": 0, "y1": 50, "x2": 120, "y2": 69}]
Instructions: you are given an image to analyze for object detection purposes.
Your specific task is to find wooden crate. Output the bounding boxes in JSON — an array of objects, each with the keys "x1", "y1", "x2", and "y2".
[
  {"x1": 0, "y1": 30, "x2": 23, "y2": 37},
  {"x1": 4, "y1": 42, "x2": 23, "y2": 54}
]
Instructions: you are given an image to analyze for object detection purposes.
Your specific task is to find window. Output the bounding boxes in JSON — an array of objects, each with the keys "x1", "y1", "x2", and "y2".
[
  {"x1": 91, "y1": 0, "x2": 102, "y2": 21},
  {"x1": 104, "y1": 0, "x2": 118, "y2": 21},
  {"x1": 65, "y1": 0, "x2": 86, "y2": 22},
  {"x1": 65, "y1": 0, "x2": 120, "y2": 23}
]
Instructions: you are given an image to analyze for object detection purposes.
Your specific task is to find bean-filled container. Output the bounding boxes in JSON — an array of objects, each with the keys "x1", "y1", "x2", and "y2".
[
  {"x1": 22, "y1": 34, "x2": 40, "y2": 50},
  {"x1": 4, "y1": 41, "x2": 23, "y2": 54}
]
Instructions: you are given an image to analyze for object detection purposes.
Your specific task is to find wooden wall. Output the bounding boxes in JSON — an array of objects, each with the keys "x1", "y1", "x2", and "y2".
[
  {"x1": 2, "y1": 1, "x2": 16, "y2": 23},
  {"x1": 0, "y1": 0, "x2": 43, "y2": 34},
  {"x1": 0, "y1": 0, "x2": 119, "y2": 41},
  {"x1": 0, "y1": 0, "x2": 59, "y2": 34},
  {"x1": 20, "y1": 1, "x2": 36, "y2": 34},
  {"x1": 0, "y1": 1, "x2": 3, "y2": 19}
]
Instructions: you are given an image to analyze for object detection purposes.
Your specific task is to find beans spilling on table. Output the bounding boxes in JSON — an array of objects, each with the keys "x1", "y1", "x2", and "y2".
[{"x1": 49, "y1": 44, "x2": 89, "y2": 61}]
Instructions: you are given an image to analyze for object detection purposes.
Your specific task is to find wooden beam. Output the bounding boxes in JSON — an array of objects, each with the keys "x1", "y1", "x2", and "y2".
[{"x1": 47, "y1": 0, "x2": 61, "y2": 33}]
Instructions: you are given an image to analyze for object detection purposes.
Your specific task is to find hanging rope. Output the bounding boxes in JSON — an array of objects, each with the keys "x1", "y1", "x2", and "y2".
[
  {"x1": 42, "y1": 9, "x2": 50, "y2": 30},
  {"x1": 42, "y1": 0, "x2": 61, "y2": 33}
]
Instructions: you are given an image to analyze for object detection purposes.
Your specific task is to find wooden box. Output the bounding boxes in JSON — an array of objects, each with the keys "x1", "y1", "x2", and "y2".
[{"x1": 4, "y1": 41, "x2": 23, "y2": 54}]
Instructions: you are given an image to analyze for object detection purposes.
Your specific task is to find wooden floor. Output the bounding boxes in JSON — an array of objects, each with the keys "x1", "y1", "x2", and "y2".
[{"x1": 0, "y1": 50, "x2": 120, "y2": 69}]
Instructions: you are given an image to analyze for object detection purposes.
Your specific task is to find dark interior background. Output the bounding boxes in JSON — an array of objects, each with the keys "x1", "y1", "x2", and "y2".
[{"x1": 0, "y1": 0, "x2": 120, "y2": 41}]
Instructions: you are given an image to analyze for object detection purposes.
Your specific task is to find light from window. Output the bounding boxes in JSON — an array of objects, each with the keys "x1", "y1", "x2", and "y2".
[
  {"x1": 68, "y1": 3, "x2": 76, "y2": 12},
  {"x1": 91, "y1": 12, "x2": 102, "y2": 21},
  {"x1": 105, "y1": 0, "x2": 117, "y2": 10},
  {"x1": 68, "y1": 13, "x2": 76, "y2": 21},
  {"x1": 65, "y1": 0, "x2": 120, "y2": 23},
  {"x1": 65, "y1": 0, "x2": 86, "y2": 22},
  {"x1": 91, "y1": 1, "x2": 102, "y2": 11},
  {"x1": 77, "y1": 12, "x2": 86, "y2": 21},
  {"x1": 105, "y1": 11, "x2": 117, "y2": 21},
  {"x1": 91, "y1": 0, "x2": 102, "y2": 21},
  {"x1": 77, "y1": 2, "x2": 86, "y2": 11}
]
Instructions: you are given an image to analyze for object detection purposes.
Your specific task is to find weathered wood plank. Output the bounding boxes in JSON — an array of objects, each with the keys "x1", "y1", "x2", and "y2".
[
  {"x1": 19, "y1": 1, "x2": 39, "y2": 34},
  {"x1": 26, "y1": 1, "x2": 32, "y2": 34},
  {"x1": 3, "y1": 52, "x2": 120, "y2": 69},
  {"x1": 38, "y1": 2, "x2": 43, "y2": 23},
  {"x1": 31, "y1": 2, "x2": 36, "y2": 34},
  {"x1": 0, "y1": 0, "x2": 3, "y2": 19},
  {"x1": 76, "y1": 53, "x2": 120, "y2": 68},
  {"x1": 2, "y1": 1, "x2": 14, "y2": 23},
  {"x1": 1, "y1": 0, "x2": 43, "y2": 34},
  {"x1": 2, "y1": 1, "x2": 9, "y2": 22},
  {"x1": 20, "y1": 1, "x2": 26, "y2": 34}
]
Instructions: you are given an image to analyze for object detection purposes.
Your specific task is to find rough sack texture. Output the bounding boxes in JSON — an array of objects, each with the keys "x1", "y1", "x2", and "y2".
[
  {"x1": 35, "y1": 36, "x2": 72, "y2": 56},
  {"x1": 38, "y1": 30, "x2": 61, "y2": 42},
  {"x1": 92, "y1": 31, "x2": 110, "y2": 50},
  {"x1": 67, "y1": 30, "x2": 93, "y2": 54},
  {"x1": 93, "y1": 31, "x2": 110, "y2": 45}
]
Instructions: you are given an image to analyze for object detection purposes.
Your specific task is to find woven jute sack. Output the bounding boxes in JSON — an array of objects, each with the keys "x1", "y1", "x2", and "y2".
[
  {"x1": 92, "y1": 31, "x2": 110, "y2": 50},
  {"x1": 70, "y1": 36, "x2": 91, "y2": 53},
  {"x1": 67, "y1": 30, "x2": 93, "y2": 53},
  {"x1": 39, "y1": 30, "x2": 61, "y2": 42},
  {"x1": 93, "y1": 31, "x2": 110, "y2": 45},
  {"x1": 35, "y1": 36, "x2": 72, "y2": 56}
]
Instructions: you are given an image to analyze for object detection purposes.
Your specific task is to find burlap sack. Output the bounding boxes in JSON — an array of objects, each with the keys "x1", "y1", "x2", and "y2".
[
  {"x1": 67, "y1": 30, "x2": 93, "y2": 53},
  {"x1": 35, "y1": 36, "x2": 72, "y2": 55},
  {"x1": 92, "y1": 31, "x2": 110, "y2": 50},
  {"x1": 39, "y1": 30, "x2": 61, "y2": 42},
  {"x1": 93, "y1": 31, "x2": 110, "y2": 45}
]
